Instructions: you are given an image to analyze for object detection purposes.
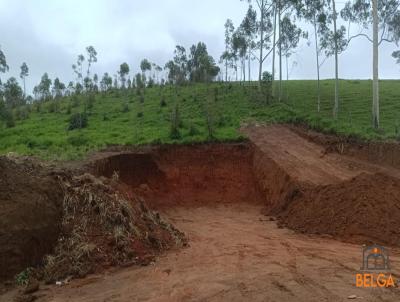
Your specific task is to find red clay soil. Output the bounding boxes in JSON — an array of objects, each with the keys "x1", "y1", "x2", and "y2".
[
  {"x1": 243, "y1": 124, "x2": 400, "y2": 247},
  {"x1": 0, "y1": 156, "x2": 63, "y2": 280},
  {"x1": 92, "y1": 143, "x2": 264, "y2": 209},
  {"x1": 289, "y1": 124, "x2": 400, "y2": 169}
]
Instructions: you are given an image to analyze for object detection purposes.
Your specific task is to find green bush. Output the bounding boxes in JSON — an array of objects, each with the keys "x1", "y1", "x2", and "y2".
[{"x1": 68, "y1": 112, "x2": 88, "y2": 131}]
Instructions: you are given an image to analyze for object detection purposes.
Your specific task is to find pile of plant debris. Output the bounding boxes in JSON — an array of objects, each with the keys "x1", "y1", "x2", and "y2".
[{"x1": 41, "y1": 173, "x2": 187, "y2": 283}]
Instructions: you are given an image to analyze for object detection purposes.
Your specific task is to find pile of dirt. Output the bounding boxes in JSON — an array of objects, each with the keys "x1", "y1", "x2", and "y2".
[
  {"x1": 277, "y1": 173, "x2": 400, "y2": 246},
  {"x1": 41, "y1": 173, "x2": 187, "y2": 283},
  {"x1": 0, "y1": 156, "x2": 63, "y2": 280}
]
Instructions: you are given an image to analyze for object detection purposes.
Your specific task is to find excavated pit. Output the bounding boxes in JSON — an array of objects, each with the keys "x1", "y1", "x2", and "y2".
[
  {"x1": 93, "y1": 137, "x2": 400, "y2": 248},
  {"x1": 3, "y1": 126, "x2": 400, "y2": 287}
]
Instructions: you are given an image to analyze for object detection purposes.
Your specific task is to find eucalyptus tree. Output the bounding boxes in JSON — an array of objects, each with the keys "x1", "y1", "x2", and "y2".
[
  {"x1": 318, "y1": 0, "x2": 348, "y2": 118},
  {"x1": 67, "y1": 81, "x2": 74, "y2": 95},
  {"x1": 232, "y1": 28, "x2": 249, "y2": 82},
  {"x1": 279, "y1": 14, "x2": 304, "y2": 99},
  {"x1": 93, "y1": 74, "x2": 99, "y2": 92},
  {"x1": 188, "y1": 42, "x2": 220, "y2": 83},
  {"x1": 140, "y1": 59, "x2": 152, "y2": 83},
  {"x1": 37, "y1": 73, "x2": 52, "y2": 101},
  {"x1": 72, "y1": 54, "x2": 85, "y2": 85},
  {"x1": 86, "y1": 46, "x2": 97, "y2": 78},
  {"x1": 295, "y1": 0, "x2": 328, "y2": 112},
  {"x1": 100, "y1": 73, "x2": 112, "y2": 91},
  {"x1": 0, "y1": 47, "x2": 8, "y2": 77},
  {"x1": 0, "y1": 48, "x2": 9, "y2": 99},
  {"x1": 242, "y1": 0, "x2": 275, "y2": 87},
  {"x1": 52, "y1": 78, "x2": 66, "y2": 99},
  {"x1": 19, "y1": 62, "x2": 29, "y2": 98},
  {"x1": 222, "y1": 19, "x2": 235, "y2": 81},
  {"x1": 341, "y1": 0, "x2": 400, "y2": 129},
  {"x1": 173, "y1": 45, "x2": 189, "y2": 84},
  {"x1": 119, "y1": 62, "x2": 130, "y2": 88},
  {"x1": 155, "y1": 65, "x2": 163, "y2": 83},
  {"x1": 241, "y1": 5, "x2": 258, "y2": 82},
  {"x1": 3, "y1": 77, "x2": 23, "y2": 108}
]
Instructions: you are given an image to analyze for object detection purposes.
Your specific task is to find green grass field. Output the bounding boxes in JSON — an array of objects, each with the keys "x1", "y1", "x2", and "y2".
[{"x1": 1, "y1": 79, "x2": 400, "y2": 160}]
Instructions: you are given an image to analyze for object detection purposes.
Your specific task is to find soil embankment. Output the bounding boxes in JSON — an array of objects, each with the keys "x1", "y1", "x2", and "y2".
[
  {"x1": 0, "y1": 157, "x2": 63, "y2": 280},
  {"x1": 244, "y1": 124, "x2": 400, "y2": 246}
]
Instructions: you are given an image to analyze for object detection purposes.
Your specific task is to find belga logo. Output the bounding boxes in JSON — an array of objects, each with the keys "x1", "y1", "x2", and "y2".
[{"x1": 356, "y1": 245, "x2": 396, "y2": 288}]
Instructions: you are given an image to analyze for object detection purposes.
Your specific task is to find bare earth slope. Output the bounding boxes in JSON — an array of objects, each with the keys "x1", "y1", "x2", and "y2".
[{"x1": 244, "y1": 124, "x2": 400, "y2": 246}]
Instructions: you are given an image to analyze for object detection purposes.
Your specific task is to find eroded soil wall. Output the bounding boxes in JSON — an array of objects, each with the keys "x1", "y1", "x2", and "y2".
[
  {"x1": 92, "y1": 143, "x2": 265, "y2": 208},
  {"x1": 0, "y1": 158, "x2": 63, "y2": 280}
]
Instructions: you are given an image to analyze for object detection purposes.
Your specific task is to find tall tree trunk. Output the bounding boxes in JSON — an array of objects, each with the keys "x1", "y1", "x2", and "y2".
[
  {"x1": 278, "y1": 4, "x2": 282, "y2": 102},
  {"x1": 243, "y1": 59, "x2": 246, "y2": 83},
  {"x1": 332, "y1": 0, "x2": 339, "y2": 119},
  {"x1": 258, "y1": 0, "x2": 265, "y2": 88},
  {"x1": 248, "y1": 53, "x2": 251, "y2": 83},
  {"x1": 372, "y1": 0, "x2": 380, "y2": 128},
  {"x1": 236, "y1": 63, "x2": 238, "y2": 82},
  {"x1": 313, "y1": 18, "x2": 321, "y2": 113},
  {"x1": 23, "y1": 77, "x2": 26, "y2": 99},
  {"x1": 286, "y1": 54, "x2": 289, "y2": 101},
  {"x1": 225, "y1": 59, "x2": 228, "y2": 82},
  {"x1": 272, "y1": 6, "x2": 277, "y2": 97}
]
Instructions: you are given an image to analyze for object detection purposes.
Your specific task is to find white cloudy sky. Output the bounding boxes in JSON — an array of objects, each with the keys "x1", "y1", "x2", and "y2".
[{"x1": 0, "y1": 0, "x2": 399, "y2": 94}]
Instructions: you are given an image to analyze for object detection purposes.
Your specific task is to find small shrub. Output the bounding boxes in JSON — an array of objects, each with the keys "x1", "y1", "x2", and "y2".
[
  {"x1": 170, "y1": 104, "x2": 181, "y2": 139},
  {"x1": 1, "y1": 108, "x2": 15, "y2": 128},
  {"x1": 47, "y1": 101, "x2": 57, "y2": 113},
  {"x1": 15, "y1": 106, "x2": 29, "y2": 120},
  {"x1": 214, "y1": 87, "x2": 219, "y2": 102},
  {"x1": 205, "y1": 108, "x2": 214, "y2": 139},
  {"x1": 103, "y1": 113, "x2": 109, "y2": 121},
  {"x1": 121, "y1": 103, "x2": 130, "y2": 113},
  {"x1": 137, "y1": 112, "x2": 143, "y2": 118},
  {"x1": 188, "y1": 123, "x2": 200, "y2": 136},
  {"x1": 71, "y1": 95, "x2": 80, "y2": 107},
  {"x1": 85, "y1": 94, "x2": 95, "y2": 110},
  {"x1": 68, "y1": 112, "x2": 88, "y2": 131},
  {"x1": 160, "y1": 96, "x2": 167, "y2": 107},
  {"x1": 15, "y1": 268, "x2": 33, "y2": 286}
]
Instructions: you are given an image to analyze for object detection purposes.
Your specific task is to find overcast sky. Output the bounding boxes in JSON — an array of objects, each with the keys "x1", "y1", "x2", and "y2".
[{"x1": 1, "y1": 0, "x2": 400, "y2": 94}]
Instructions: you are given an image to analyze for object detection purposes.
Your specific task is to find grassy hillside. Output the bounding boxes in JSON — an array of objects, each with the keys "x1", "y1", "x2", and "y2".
[{"x1": 1, "y1": 80, "x2": 400, "y2": 160}]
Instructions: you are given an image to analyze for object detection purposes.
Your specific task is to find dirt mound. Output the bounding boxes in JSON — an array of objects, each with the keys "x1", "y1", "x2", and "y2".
[
  {"x1": 42, "y1": 174, "x2": 187, "y2": 283},
  {"x1": 278, "y1": 172, "x2": 400, "y2": 246},
  {"x1": 0, "y1": 156, "x2": 63, "y2": 280}
]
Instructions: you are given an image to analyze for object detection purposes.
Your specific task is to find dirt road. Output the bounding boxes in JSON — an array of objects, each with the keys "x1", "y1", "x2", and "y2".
[{"x1": 33, "y1": 204, "x2": 400, "y2": 302}]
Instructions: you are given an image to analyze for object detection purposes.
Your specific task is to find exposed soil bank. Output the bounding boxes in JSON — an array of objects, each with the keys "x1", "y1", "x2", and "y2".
[
  {"x1": 244, "y1": 124, "x2": 400, "y2": 247},
  {"x1": 0, "y1": 157, "x2": 63, "y2": 280},
  {"x1": 92, "y1": 143, "x2": 264, "y2": 209},
  {"x1": 290, "y1": 124, "x2": 400, "y2": 170}
]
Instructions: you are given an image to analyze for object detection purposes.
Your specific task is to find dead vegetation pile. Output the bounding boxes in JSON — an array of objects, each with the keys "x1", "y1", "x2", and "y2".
[{"x1": 41, "y1": 173, "x2": 187, "y2": 283}]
